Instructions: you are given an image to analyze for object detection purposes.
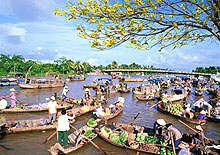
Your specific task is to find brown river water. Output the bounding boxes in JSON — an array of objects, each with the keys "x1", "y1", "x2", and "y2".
[{"x1": 0, "y1": 75, "x2": 219, "y2": 155}]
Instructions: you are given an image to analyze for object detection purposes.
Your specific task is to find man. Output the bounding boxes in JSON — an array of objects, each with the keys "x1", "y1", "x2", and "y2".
[
  {"x1": 62, "y1": 86, "x2": 69, "y2": 101},
  {"x1": 57, "y1": 109, "x2": 75, "y2": 148},
  {"x1": 166, "y1": 123, "x2": 182, "y2": 147},
  {"x1": 48, "y1": 96, "x2": 58, "y2": 125},
  {"x1": 0, "y1": 96, "x2": 7, "y2": 109}
]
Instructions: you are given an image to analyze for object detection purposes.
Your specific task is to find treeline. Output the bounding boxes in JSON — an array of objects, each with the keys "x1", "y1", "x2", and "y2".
[
  {"x1": 193, "y1": 66, "x2": 220, "y2": 74},
  {"x1": 0, "y1": 54, "x2": 160, "y2": 76}
]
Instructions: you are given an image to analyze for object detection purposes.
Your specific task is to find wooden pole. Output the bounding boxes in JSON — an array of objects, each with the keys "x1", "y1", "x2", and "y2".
[
  {"x1": 149, "y1": 101, "x2": 160, "y2": 109},
  {"x1": 69, "y1": 124, "x2": 108, "y2": 155},
  {"x1": 170, "y1": 132, "x2": 177, "y2": 155},
  {"x1": 43, "y1": 130, "x2": 57, "y2": 144},
  {"x1": 178, "y1": 120, "x2": 198, "y2": 133}
]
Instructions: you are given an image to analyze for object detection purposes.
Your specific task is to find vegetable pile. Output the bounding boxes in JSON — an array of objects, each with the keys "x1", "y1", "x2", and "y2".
[
  {"x1": 160, "y1": 148, "x2": 174, "y2": 155},
  {"x1": 165, "y1": 104, "x2": 184, "y2": 116},
  {"x1": 87, "y1": 118, "x2": 97, "y2": 127},
  {"x1": 85, "y1": 129, "x2": 96, "y2": 139},
  {"x1": 109, "y1": 131, "x2": 128, "y2": 146}
]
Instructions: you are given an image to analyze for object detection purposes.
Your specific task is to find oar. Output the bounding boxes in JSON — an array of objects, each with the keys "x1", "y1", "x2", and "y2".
[
  {"x1": 178, "y1": 120, "x2": 198, "y2": 133},
  {"x1": 170, "y1": 132, "x2": 177, "y2": 155},
  {"x1": 69, "y1": 124, "x2": 108, "y2": 155},
  {"x1": 178, "y1": 120, "x2": 212, "y2": 142},
  {"x1": 43, "y1": 130, "x2": 57, "y2": 144},
  {"x1": 149, "y1": 101, "x2": 161, "y2": 109}
]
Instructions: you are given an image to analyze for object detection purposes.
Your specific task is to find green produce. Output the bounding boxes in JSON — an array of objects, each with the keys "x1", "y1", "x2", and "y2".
[
  {"x1": 109, "y1": 133, "x2": 121, "y2": 145},
  {"x1": 85, "y1": 130, "x2": 95, "y2": 138},
  {"x1": 145, "y1": 136, "x2": 157, "y2": 144},
  {"x1": 119, "y1": 131, "x2": 128, "y2": 145},
  {"x1": 160, "y1": 147, "x2": 166, "y2": 155},
  {"x1": 165, "y1": 104, "x2": 184, "y2": 116},
  {"x1": 136, "y1": 133, "x2": 145, "y2": 143},
  {"x1": 87, "y1": 118, "x2": 97, "y2": 126},
  {"x1": 159, "y1": 138, "x2": 168, "y2": 146}
]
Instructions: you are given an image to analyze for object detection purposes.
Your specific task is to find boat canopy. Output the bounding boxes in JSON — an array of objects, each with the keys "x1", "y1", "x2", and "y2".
[{"x1": 148, "y1": 78, "x2": 161, "y2": 82}]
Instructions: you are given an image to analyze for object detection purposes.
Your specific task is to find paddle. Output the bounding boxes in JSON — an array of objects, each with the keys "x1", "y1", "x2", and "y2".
[
  {"x1": 69, "y1": 124, "x2": 108, "y2": 155},
  {"x1": 178, "y1": 120, "x2": 213, "y2": 142},
  {"x1": 43, "y1": 130, "x2": 57, "y2": 144},
  {"x1": 170, "y1": 132, "x2": 177, "y2": 155},
  {"x1": 149, "y1": 101, "x2": 161, "y2": 109}
]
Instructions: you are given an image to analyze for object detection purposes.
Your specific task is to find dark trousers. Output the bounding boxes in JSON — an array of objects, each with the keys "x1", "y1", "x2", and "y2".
[{"x1": 58, "y1": 131, "x2": 68, "y2": 147}]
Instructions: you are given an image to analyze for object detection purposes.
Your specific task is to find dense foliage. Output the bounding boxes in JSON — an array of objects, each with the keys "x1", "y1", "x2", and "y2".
[
  {"x1": 0, "y1": 54, "x2": 160, "y2": 76},
  {"x1": 193, "y1": 66, "x2": 220, "y2": 74},
  {"x1": 55, "y1": 0, "x2": 220, "y2": 51}
]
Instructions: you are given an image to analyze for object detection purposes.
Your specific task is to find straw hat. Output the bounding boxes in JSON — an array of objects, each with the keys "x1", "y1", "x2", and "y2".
[
  {"x1": 157, "y1": 119, "x2": 166, "y2": 126},
  {"x1": 200, "y1": 110, "x2": 206, "y2": 115},
  {"x1": 118, "y1": 97, "x2": 125, "y2": 103},
  {"x1": 85, "y1": 88, "x2": 90, "y2": 92},
  {"x1": 1, "y1": 96, "x2": 5, "y2": 99},
  {"x1": 50, "y1": 96, "x2": 55, "y2": 101},
  {"x1": 195, "y1": 125, "x2": 203, "y2": 131},
  {"x1": 10, "y1": 88, "x2": 15, "y2": 92}
]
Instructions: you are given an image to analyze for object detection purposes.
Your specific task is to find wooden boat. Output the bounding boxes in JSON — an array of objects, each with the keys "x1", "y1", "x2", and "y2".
[
  {"x1": 157, "y1": 103, "x2": 206, "y2": 125},
  {"x1": 169, "y1": 94, "x2": 185, "y2": 102},
  {"x1": 4, "y1": 119, "x2": 73, "y2": 134},
  {"x1": 66, "y1": 76, "x2": 85, "y2": 82},
  {"x1": 132, "y1": 90, "x2": 145, "y2": 95},
  {"x1": 118, "y1": 87, "x2": 130, "y2": 93},
  {"x1": 207, "y1": 116, "x2": 220, "y2": 123},
  {"x1": 0, "y1": 78, "x2": 18, "y2": 86},
  {"x1": 48, "y1": 125, "x2": 97, "y2": 155},
  {"x1": 83, "y1": 83, "x2": 97, "y2": 88},
  {"x1": 97, "y1": 103, "x2": 124, "y2": 121},
  {"x1": 136, "y1": 96, "x2": 153, "y2": 101},
  {"x1": 96, "y1": 123, "x2": 172, "y2": 155},
  {"x1": 125, "y1": 77, "x2": 145, "y2": 82},
  {"x1": 67, "y1": 105, "x2": 97, "y2": 117},
  {"x1": 0, "y1": 104, "x2": 73, "y2": 113},
  {"x1": 19, "y1": 79, "x2": 65, "y2": 89}
]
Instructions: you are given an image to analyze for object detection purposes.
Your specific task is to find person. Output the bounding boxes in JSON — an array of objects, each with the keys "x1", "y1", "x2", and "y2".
[
  {"x1": 57, "y1": 109, "x2": 75, "y2": 148},
  {"x1": 192, "y1": 98, "x2": 205, "y2": 112},
  {"x1": 195, "y1": 125, "x2": 205, "y2": 146},
  {"x1": 197, "y1": 110, "x2": 206, "y2": 120},
  {"x1": 48, "y1": 96, "x2": 58, "y2": 125},
  {"x1": 153, "y1": 119, "x2": 166, "y2": 136},
  {"x1": 8, "y1": 88, "x2": 16, "y2": 107},
  {"x1": 93, "y1": 103, "x2": 104, "y2": 118},
  {"x1": 162, "y1": 91, "x2": 169, "y2": 103},
  {"x1": 84, "y1": 88, "x2": 91, "y2": 101},
  {"x1": 166, "y1": 123, "x2": 182, "y2": 147},
  {"x1": 0, "y1": 96, "x2": 7, "y2": 109},
  {"x1": 62, "y1": 86, "x2": 69, "y2": 101}
]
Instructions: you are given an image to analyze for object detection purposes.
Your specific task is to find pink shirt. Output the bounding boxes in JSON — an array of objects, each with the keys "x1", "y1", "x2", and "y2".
[{"x1": 10, "y1": 92, "x2": 16, "y2": 100}]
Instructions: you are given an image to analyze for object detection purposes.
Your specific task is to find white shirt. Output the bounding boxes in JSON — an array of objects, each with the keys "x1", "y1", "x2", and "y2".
[
  {"x1": 57, "y1": 115, "x2": 74, "y2": 131},
  {"x1": 95, "y1": 106, "x2": 104, "y2": 117},
  {"x1": 48, "y1": 101, "x2": 58, "y2": 114},
  {"x1": 62, "y1": 88, "x2": 69, "y2": 96},
  {"x1": 0, "y1": 99, "x2": 7, "y2": 109}
]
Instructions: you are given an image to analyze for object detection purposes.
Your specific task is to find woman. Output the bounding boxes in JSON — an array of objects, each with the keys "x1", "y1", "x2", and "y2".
[{"x1": 8, "y1": 88, "x2": 16, "y2": 108}]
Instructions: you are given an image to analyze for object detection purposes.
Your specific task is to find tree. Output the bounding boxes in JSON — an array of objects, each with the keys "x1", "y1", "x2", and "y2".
[{"x1": 55, "y1": 0, "x2": 220, "y2": 51}]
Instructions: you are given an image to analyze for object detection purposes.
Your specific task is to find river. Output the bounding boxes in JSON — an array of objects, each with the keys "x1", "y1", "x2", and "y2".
[{"x1": 0, "y1": 75, "x2": 219, "y2": 155}]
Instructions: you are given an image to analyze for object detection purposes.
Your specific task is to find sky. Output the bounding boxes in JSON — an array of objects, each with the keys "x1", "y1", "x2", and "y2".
[{"x1": 0, "y1": 0, "x2": 219, "y2": 72}]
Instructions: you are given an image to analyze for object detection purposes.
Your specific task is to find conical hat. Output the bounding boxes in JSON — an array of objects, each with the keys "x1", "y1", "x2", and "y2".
[
  {"x1": 85, "y1": 88, "x2": 90, "y2": 92},
  {"x1": 157, "y1": 119, "x2": 166, "y2": 126},
  {"x1": 200, "y1": 110, "x2": 206, "y2": 114},
  {"x1": 10, "y1": 88, "x2": 15, "y2": 91},
  {"x1": 195, "y1": 125, "x2": 203, "y2": 131}
]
